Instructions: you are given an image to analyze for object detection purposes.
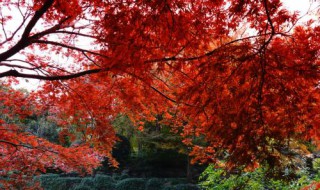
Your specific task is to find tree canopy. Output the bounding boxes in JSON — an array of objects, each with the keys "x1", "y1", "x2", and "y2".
[{"x1": 0, "y1": 0, "x2": 320, "y2": 187}]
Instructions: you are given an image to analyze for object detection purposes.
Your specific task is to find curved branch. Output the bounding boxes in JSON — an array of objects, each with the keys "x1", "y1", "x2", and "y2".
[
  {"x1": 0, "y1": 0, "x2": 54, "y2": 61},
  {"x1": 21, "y1": 0, "x2": 54, "y2": 40},
  {"x1": 146, "y1": 32, "x2": 288, "y2": 63},
  {"x1": 263, "y1": 0, "x2": 275, "y2": 35},
  {"x1": 0, "y1": 62, "x2": 40, "y2": 70},
  {"x1": 53, "y1": 30, "x2": 100, "y2": 39},
  {"x1": 33, "y1": 40, "x2": 110, "y2": 59},
  {"x1": 0, "y1": 68, "x2": 104, "y2": 81}
]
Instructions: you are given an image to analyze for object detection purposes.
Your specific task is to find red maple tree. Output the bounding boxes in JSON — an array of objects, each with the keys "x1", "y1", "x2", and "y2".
[{"x1": 0, "y1": 0, "x2": 320, "y2": 186}]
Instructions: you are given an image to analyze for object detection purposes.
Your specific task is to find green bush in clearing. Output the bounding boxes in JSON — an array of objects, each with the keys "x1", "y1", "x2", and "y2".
[
  {"x1": 73, "y1": 185, "x2": 94, "y2": 190},
  {"x1": 164, "y1": 178, "x2": 188, "y2": 186},
  {"x1": 34, "y1": 174, "x2": 60, "y2": 188},
  {"x1": 145, "y1": 178, "x2": 190, "y2": 190},
  {"x1": 112, "y1": 173, "x2": 130, "y2": 181},
  {"x1": 145, "y1": 178, "x2": 166, "y2": 190},
  {"x1": 35, "y1": 174, "x2": 60, "y2": 179},
  {"x1": 163, "y1": 184, "x2": 201, "y2": 190},
  {"x1": 173, "y1": 184, "x2": 201, "y2": 190},
  {"x1": 41, "y1": 177, "x2": 81, "y2": 190},
  {"x1": 116, "y1": 178, "x2": 146, "y2": 190},
  {"x1": 119, "y1": 174, "x2": 130, "y2": 180},
  {"x1": 94, "y1": 174, "x2": 116, "y2": 190},
  {"x1": 80, "y1": 177, "x2": 95, "y2": 187}
]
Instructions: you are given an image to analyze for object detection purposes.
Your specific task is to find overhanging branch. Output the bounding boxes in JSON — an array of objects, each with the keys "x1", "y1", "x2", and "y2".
[
  {"x1": 0, "y1": 68, "x2": 104, "y2": 81},
  {"x1": 0, "y1": 0, "x2": 54, "y2": 61}
]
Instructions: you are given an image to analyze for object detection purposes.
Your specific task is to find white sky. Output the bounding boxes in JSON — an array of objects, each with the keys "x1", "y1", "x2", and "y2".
[
  {"x1": 282, "y1": 0, "x2": 319, "y2": 19},
  {"x1": 282, "y1": 0, "x2": 312, "y2": 13}
]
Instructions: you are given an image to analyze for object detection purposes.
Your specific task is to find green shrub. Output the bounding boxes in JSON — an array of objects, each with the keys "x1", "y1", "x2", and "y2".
[
  {"x1": 163, "y1": 184, "x2": 200, "y2": 190},
  {"x1": 162, "y1": 187, "x2": 176, "y2": 190},
  {"x1": 73, "y1": 185, "x2": 94, "y2": 190},
  {"x1": 145, "y1": 178, "x2": 191, "y2": 190},
  {"x1": 34, "y1": 174, "x2": 60, "y2": 185},
  {"x1": 80, "y1": 177, "x2": 95, "y2": 187},
  {"x1": 128, "y1": 150, "x2": 189, "y2": 178},
  {"x1": 164, "y1": 178, "x2": 188, "y2": 186},
  {"x1": 146, "y1": 178, "x2": 165, "y2": 190},
  {"x1": 112, "y1": 173, "x2": 121, "y2": 181},
  {"x1": 112, "y1": 173, "x2": 130, "y2": 181},
  {"x1": 116, "y1": 178, "x2": 146, "y2": 190},
  {"x1": 198, "y1": 164, "x2": 320, "y2": 190},
  {"x1": 100, "y1": 134, "x2": 131, "y2": 172},
  {"x1": 41, "y1": 177, "x2": 81, "y2": 190},
  {"x1": 174, "y1": 184, "x2": 200, "y2": 190},
  {"x1": 119, "y1": 174, "x2": 130, "y2": 180},
  {"x1": 199, "y1": 165, "x2": 270, "y2": 190},
  {"x1": 94, "y1": 174, "x2": 116, "y2": 190},
  {"x1": 33, "y1": 174, "x2": 61, "y2": 189},
  {"x1": 313, "y1": 158, "x2": 320, "y2": 171}
]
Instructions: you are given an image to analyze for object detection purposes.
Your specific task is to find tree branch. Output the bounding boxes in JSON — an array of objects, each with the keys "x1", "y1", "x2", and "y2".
[
  {"x1": 33, "y1": 40, "x2": 110, "y2": 59},
  {"x1": 263, "y1": 0, "x2": 275, "y2": 35},
  {"x1": 21, "y1": 0, "x2": 54, "y2": 40},
  {"x1": 0, "y1": 0, "x2": 54, "y2": 61},
  {"x1": 0, "y1": 68, "x2": 104, "y2": 81},
  {"x1": 0, "y1": 62, "x2": 40, "y2": 70}
]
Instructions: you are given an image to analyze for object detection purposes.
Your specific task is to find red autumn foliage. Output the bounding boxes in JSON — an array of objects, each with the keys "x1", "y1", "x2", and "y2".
[
  {"x1": 0, "y1": 0, "x2": 320, "y2": 185},
  {"x1": 0, "y1": 84, "x2": 102, "y2": 188}
]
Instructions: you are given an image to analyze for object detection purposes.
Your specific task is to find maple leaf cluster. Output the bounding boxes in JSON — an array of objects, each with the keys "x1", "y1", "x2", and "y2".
[{"x1": 0, "y1": 0, "x2": 320, "y2": 185}]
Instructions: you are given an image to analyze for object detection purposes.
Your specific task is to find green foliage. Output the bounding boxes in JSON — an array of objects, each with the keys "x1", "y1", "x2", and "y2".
[
  {"x1": 288, "y1": 174, "x2": 311, "y2": 190},
  {"x1": 73, "y1": 185, "x2": 94, "y2": 190},
  {"x1": 64, "y1": 175, "x2": 116, "y2": 190},
  {"x1": 137, "y1": 121, "x2": 187, "y2": 154},
  {"x1": 33, "y1": 174, "x2": 201, "y2": 190},
  {"x1": 34, "y1": 174, "x2": 61, "y2": 188},
  {"x1": 112, "y1": 173, "x2": 130, "y2": 181},
  {"x1": 200, "y1": 165, "x2": 281, "y2": 190},
  {"x1": 35, "y1": 173, "x2": 60, "y2": 180},
  {"x1": 164, "y1": 178, "x2": 189, "y2": 185},
  {"x1": 93, "y1": 174, "x2": 116, "y2": 190},
  {"x1": 113, "y1": 115, "x2": 135, "y2": 140},
  {"x1": 115, "y1": 178, "x2": 146, "y2": 190},
  {"x1": 39, "y1": 177, "x2": 82, "y2": 190},
  {"x1": 145, "y1": 178, "x2": 165, "y2": 190},
  {"x1": 79, "y1": 177, "x2": 95, "y2": 187},
  {"x1": 111, "y1": 114, "x2": 205, "y2": 179},
  {"x1": 129, "y1": 150, "x2": 189, "y2": 177},
  {"x1": 313, "y1": 158, "x2": 320, "y2": 171},
  {"x1": 99, "y1": 134, "x2": 131, "y2": 173},
  {"x1": 23, "y1": 114, "x2": 60, "y2": 144},
  {"x1": 112, "y1": 114, "x2": 189, "y2": 155},
  {"x1": 163, "y1": 184, "x2": 200, "y2": 190},
  {"x1": 113, "y1": 135, "x2": 131, "y2": 164},
  {"x1": 199, "y1": 164, "x2": 320, "y2": 190},
  {"x1": 145, "y1": 177, "x2": 191, "y2": 190}
]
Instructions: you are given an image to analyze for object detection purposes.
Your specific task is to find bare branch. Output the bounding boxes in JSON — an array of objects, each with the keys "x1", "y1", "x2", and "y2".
[
  {"x1": 33, "y1": 40, "x2": 109, "y2": 59},
  {"x1": 146, "y1": 32, "x2": 288, "y2": 63},
  {"x1": 0, "y1": 0, "x2": 54, "y2": 61},
  {"x1": 263, "y1": 0, "x2": 275, "y2": 35},
  {"x1": 0, "y1": 11, "x2": 8, "y2": 40},
  {"x1": 82, "y1": 52, "x2": 101, "y2": 67},
  {"x1": 53, "y1": 30, "x2": 100, "y2": 39},
  {"x1": 29, "y1": 16, "x2": 71, "y2": 40},
  {"x1": 21, "y1": 0, "x2": 54, "y2": 40},
  {"x1": 0, "y1": 68, "x2": 104, "y2": 81},
  {"x1": 0, "y1": 62, "x2": 40, "y2": 70}
]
